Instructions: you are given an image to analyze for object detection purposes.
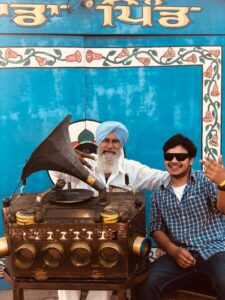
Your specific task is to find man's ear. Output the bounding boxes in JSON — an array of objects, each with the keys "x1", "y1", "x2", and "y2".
[{"x1": 190, "y1": 157, "x2": 194, "y2": 166}]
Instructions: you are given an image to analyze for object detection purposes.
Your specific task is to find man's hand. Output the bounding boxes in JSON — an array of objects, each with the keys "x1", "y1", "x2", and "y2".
[
  {"x1": 75, "y1": 149, "x2": 96, "y2": 170},
  {"x1": 200, "y1": 155, "x2": 225, "y2": 185},
  {"x1": 171, "y1": 247, "x2": 196, "y2": 268}
]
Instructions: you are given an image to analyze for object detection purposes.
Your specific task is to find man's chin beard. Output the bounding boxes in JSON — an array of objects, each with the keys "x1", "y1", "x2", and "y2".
[{"x1": 97, "y1": 150, "x2": 121, "y2": 174}]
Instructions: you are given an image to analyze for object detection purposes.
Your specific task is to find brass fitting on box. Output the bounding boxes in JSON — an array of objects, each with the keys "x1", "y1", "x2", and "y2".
[{"x1": 0, "y1": 237, "x2": 9, "y2": 257}]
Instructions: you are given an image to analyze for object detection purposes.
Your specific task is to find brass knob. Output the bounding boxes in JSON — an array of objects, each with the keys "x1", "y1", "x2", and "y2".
[
  {"x1": 16, "y1": 210, "x2": 35, "y2": 225},
  {"x1": 100, "y1": 209, "x2": 120, "y2": 224}
]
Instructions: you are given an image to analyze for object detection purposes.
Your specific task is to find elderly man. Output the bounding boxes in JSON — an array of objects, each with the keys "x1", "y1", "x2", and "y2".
[
  {"x1": 51, "y1": 121, "x2": 168, "y2": 300},
  {"x1": 51, "y1": 121, "x2": 168, "y2": 192}
]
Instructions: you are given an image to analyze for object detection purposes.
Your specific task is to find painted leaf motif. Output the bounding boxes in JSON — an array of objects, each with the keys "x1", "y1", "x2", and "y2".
[
  {"x1": 0, "y1": 61, "x2": 7, "y2": 66},
  {"x1": 212, "y1": 148, "x2": 218, "y2": 155},
  {"x1": 132, "y1": 48, "x2": 140, "y2": 53},
  {"x1": 23, "y1": 59, "x2": 31, "y2": 66},
  {"x1": 54, "y1": 49, "x2": 62, "y2": 56},
  {"x1": 103, "y1": 61, "x2": 110, "y2": 66},
  {"x1": 151, "y1": 50, "x2": 158, "y2": 56},
  {"x1": 24, "y1": 49, "x2": 33, "y2": 55},
  {"x1": 46, "y1": 61, "x2": 55, "y2": 66},
  {"x1": 107, "y1": 50, "x2": 116, "y2": 56}
]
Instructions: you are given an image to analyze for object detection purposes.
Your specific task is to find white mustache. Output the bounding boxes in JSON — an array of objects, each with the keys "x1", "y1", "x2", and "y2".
[{"x1": 102, "y1": 150, "x2": 116, "y2": 155}]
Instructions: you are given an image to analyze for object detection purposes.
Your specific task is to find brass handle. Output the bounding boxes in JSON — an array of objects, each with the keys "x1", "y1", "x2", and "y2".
[
  {"x1": 132, "y1": 236, "x2": 151, "y2": 257},
  {"x1": 0, "y1": 237, "x2": 9, "y2": 257}
]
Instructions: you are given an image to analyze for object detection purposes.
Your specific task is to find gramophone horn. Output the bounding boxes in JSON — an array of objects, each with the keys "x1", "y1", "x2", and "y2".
[{"x1": 21, "y1": 114, "x2": 105, "y2": 193}]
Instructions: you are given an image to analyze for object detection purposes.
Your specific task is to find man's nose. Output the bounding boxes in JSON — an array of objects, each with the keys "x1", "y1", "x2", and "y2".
[
  {"x1": 171, "y1": 157, "x2": 179, "y2": 162},
  {"x1": 106, "y1": 140, "x2": 113, "y2": 148}
]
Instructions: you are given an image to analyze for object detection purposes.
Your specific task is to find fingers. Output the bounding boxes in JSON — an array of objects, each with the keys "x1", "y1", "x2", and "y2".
[
  {"x1": 178, "y1": 258, "x2": 195, "y2": 268},
  {"x1": 182, "y1": 253, "x2": 196, "y2": 266},
  {"x1": 75, "y1": 149, "x2": 96, "y2": 160},
  {"x1": 201, "y1": 156, "x2": 219, "y2": 175},
  {"x1": 74, "y1": 149, "x2": 95, "y2": 170},
  {"x1": 175, "y1": 249, "x2": 196, "y2": 268},
  {"x1": 202, "y1": 155, "x2": 223, "y2": 169},
  {"x1": 202, "y1": 156, "x2": 225, "y2": 185},
  {"x1": 218, "y1": 154, "x2": 223, "y2": 165},
  {"x1": 81, "y1": 158, "x2": 93, "y2": 170},
  {"x1": 203, "y1": 156, "x2": 217, "y2": 167},
  {"x1": 80, "y1": 152, "x2": 96, "y2": 160}
]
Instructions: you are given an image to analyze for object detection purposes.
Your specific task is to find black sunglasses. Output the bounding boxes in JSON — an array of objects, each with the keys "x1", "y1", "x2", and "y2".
[{"x1": 164, "y1": 153, "x2": 190, "y2": 161}]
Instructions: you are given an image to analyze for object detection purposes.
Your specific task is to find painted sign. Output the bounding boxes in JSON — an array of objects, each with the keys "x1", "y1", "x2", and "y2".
[
  {"x1": 0, "y1": 0, "x2": 224, "y2": 34},
  {"x1": 0, "y1": 0, "x2": 202, "y2": 29}
]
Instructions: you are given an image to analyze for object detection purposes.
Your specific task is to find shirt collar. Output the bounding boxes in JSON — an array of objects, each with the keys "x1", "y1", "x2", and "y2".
[{"x1": 161, "y1": 168, "x2": 196, "y2": 189}]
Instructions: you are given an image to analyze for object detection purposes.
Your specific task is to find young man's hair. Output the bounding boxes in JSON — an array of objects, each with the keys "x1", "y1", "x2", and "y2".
[{"x1": 163, "y1": 134, "x2": 197, "y2": 158}]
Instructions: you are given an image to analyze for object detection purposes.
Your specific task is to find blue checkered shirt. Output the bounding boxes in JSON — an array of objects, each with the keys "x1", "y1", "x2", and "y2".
[{"x1": 150, "y1": 169, "x2": 225, "y2": 260}]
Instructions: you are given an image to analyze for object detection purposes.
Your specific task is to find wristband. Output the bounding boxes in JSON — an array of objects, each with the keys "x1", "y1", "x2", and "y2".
[
  {"x1": 218, "y1": 184, "x2": 225, "y2": 191},
  {"x1": 219, "y1": 179, "x2": 225, "y2": 187}
]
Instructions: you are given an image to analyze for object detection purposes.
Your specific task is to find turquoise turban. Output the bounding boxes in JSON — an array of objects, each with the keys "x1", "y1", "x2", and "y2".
[{"x1": 96, "y1": 121, "x2": 129, "y2": 147}]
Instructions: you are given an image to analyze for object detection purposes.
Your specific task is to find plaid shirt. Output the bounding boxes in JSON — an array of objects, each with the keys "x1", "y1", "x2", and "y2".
[{"x1": 150, "y1": 169, "x2": 225, "y2": 260}]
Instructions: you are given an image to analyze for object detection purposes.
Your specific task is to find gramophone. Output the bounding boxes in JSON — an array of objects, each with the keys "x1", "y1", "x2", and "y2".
[{"x1": 0, "y1": 115, "x2": 150, "y2": 284}]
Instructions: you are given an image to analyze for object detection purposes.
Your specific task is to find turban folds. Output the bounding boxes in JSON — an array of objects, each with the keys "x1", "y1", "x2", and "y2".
[{"x1": 96, "y1": 121, "x2": 129, "y2": 147}]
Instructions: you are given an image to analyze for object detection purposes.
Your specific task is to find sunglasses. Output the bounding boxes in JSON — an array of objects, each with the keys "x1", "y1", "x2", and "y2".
[{"x1": 164, "y1": 153, "x2": 190, "y2": 161}]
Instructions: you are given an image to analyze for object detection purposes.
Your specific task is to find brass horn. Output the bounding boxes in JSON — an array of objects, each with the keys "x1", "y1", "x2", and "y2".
[{"x1": 21, "y1": 114, "x2": 106, "y2": 193}]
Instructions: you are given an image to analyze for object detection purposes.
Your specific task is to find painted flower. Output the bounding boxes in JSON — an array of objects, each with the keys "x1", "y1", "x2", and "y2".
[
  {"x1": 35, "y1": 56, "x2": 47, "y2": 66},
  {"x1": 117, "y1": 48, "x2": 130, "y2": 58},
  {"x1": 162, "y1": 47, "x2": 175, "y2": 59},
  {"x1": 185, "y1": 54, "x2": 197, "y2": 63},
  {"x1": 65, "y1": 50, "x2": 82, "y2": 63},
  {"x1": 203, "y1": 110, "x2": 212, "y2": 123},
  {"x1": 203, "y1": 65, "x2": 212, "y2": 78},
  {"x1": 211, "y1": 83, "x2": 220, "y2": 97},
  {"x1": 208, "y1": 50, "x2": 220, "y2": 58},
  {"x1": 5, "y1": 48, "x2": 19, "y2": 59},
  {"x1": 86, "y1": 50, "x2": 102, "y2": 63},
  {"x1": 209, "y1": 133, "x2": 218, "y2": 147},
  {"x1": 137, "y1": 57, "x2": 151, "y2": 66}
]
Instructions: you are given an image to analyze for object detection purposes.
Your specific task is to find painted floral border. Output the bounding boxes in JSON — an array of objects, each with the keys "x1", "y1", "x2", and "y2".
[{"x1": 0, "y1": 46, "x2": 222, "y2": 159}]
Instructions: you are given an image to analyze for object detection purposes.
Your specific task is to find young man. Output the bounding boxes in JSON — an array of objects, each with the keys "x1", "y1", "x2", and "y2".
[
  {"x1": 134, "y1": 133, "x2": 225, "y2": 300},
  {"x1": 52, "y1": 121, "x2": 168, "y2": 300}
]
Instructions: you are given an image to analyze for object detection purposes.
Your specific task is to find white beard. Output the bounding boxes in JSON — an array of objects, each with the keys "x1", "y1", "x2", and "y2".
[{"x1": 97, "y1": 149, "x2": 121, "y2": 175}]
